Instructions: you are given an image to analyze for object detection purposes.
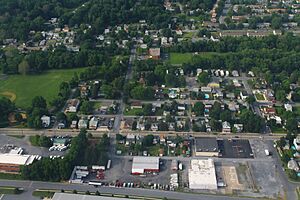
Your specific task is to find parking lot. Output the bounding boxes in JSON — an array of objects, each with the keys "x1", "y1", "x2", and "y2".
[
  {"x1": 218, "y1": 139, "x2": 253, "y2": 158},
  {"x1": 87, "y1": 157, "x2": 174, "y2": 187},
  {"x1": 0, "y1": 134, "x2": 65, "y2": 157},
  {"x1": 249, "y1": 160, "x2": 283, "y2": 198}
]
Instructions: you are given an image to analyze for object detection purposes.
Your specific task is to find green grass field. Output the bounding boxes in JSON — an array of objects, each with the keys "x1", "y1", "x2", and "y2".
[
  {"x1": 169, "y1": 53, "x2": 193, "y2": 65},
  {"x1": 0, "y1": 68, "x2": 85, "y2": 108},
  {"x1": 169, "y1": 52, "x2": 223, "y2": 65}
]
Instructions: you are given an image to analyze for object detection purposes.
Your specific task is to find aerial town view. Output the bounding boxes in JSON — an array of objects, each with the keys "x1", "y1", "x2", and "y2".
[{"x1": 1, "y1": 0, "x2": 300, "y2": 200}]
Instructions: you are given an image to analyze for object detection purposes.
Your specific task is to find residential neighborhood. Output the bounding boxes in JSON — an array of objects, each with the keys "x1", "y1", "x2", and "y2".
[{"x1": 1, "y1": 0, "x2": 300, "y2": 200}]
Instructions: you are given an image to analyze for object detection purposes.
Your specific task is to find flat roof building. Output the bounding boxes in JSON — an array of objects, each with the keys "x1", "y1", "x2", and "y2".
[
  {"x1": 0, "y1": 154, "x2": 38, "y2": 173},
  {"x1": 188, "y1": 159, "x2": 217, "y2": 190},
  {"x1": 132, "y1": 156, "x2": 159, "y2": 175},
  {"x1": 194, "y1": 137, "x2": 219, "y2": 157}
]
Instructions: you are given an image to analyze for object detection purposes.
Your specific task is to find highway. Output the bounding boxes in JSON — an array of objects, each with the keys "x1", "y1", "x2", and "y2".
[{"x1": 0, "y1": 179, "x2": 255, "y2": 200}]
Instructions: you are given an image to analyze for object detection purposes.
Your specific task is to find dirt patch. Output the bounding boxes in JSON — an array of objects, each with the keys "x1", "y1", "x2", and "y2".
[{"x1": 222, "y1": 166, "x2": 244, "y2": 193}]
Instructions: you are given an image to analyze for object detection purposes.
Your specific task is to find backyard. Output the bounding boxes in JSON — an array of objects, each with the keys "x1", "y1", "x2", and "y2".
[{"x1": 0, "y1": 68, "x2": 85, "y2": 108}]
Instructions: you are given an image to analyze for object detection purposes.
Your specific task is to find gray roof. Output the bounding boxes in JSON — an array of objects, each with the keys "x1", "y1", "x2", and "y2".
[
  {"x1": 195, "y1": 137, "x2": 218, "y2": 152},
  {"x1": 52, "y1": 193, "x2": 135, "y2": 200}
]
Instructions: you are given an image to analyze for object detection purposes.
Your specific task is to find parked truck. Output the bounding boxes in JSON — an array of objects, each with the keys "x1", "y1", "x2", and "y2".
[{"x1": 265, "y1": 149, "x2": 271, "y2": 156}]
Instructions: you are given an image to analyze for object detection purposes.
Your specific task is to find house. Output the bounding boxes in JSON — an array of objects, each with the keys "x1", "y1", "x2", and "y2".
[
  {"x1": 240, "y1": 91, "x2": 248, "y2": 100},
  {"x1": 149, "y1": 48, "x2": 160, "y2": 59},
  {"x1": 151, "y1": 123, "x2": 158, "y2": 131},
  {"x1": 78, "y1": 119, "x2": 88, "y2": 129},
  {"x1": 233, "y1": 79, "x2": 241, "y2": 87},
  {"x1": 201, "y1": 87, "x2": 212, "y2": 93},
  {"x1": 284, "y1": 104, "x2": 293, "y2": 112},
  {"x1": 57, "y1": 122, "x2": 65, "y2": 129},
  {"x1": 41, "y1": 115, "x2": 51, "y2": 128},
  {"x1": 207, "y1": 82, "x2": 220, "y2": 88},
  {"x1": 232, "y1": 70, "x2": 239, "y2": 77},
  {"x1": 293, "y1": 136, "x2": 300, "y2": 151},
  {"x1": 70, "y1": 120, "x2": 77, "y2": 129},
  {"x1": 178, "y1": 104, "x2": 186, "y2": 111},
  {"x1": 168, "y1": 90, "x2": 178, "y2": 99},
  {"x1": 233, "y1": 124, "x2": 243, "y2": 133},
  {"x1": 89, "y1": 117, "x2": 98, "y2": 130},
  {"x1": 222, "y1": 121, "x2": 231, "y2": 133},
  {"x1": 288, "y1": 159, "x2": 299, "y2": 172},
  {"x1": 131, "y1": 101, "x2": 142, "y2": 109},
  {"x1": 65, "y1": 99, "x2": 80, "y2": 113},
  {"x1": 126, "y1": 134, "x2": 136, "y2": 146}
]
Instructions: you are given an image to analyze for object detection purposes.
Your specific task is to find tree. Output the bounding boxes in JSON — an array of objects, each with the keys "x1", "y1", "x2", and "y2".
[
  {"x1": 80, "y1": 101, "x2": 93, "y2": 114},
  {"x1": 0, "y1": 97, "x2": 15, "y2": 127},
  {"x1": 271, "y1": 16, "x2": 282, "y2": 29},
  {"x1": 18, "y1": 59, "x2": 30, "y2": 75},
  {"x1": 286, "y1": 118, "x2": 298, "y2": 133},
  {"x1": 277, "y1": 137, "x2": 286, "y2": 148},
  {"x1": 275, "y1": 90, "x2": 286, "y2": 102},
  {"x1": 193, "y1": 102, "x2": 204, "y2": 116},
  {"x1": 56, "y1": 112, "x2": 67, "y2": 122},
  {"x1": 142, "y1": 135, "x2": 154, "y2": 147},
  {"x1": 116, "y1": 134, "x2": 124, "y2": 141},
  {"x1": 220, "y1": 110, "x2": 232, "y2": 122},
  {"x1": 209, "y1": 119, "x2": 222, "y2": 132},
  {"x1": 197, "y1": 71, "x2": 210, "y2": 86},
  {"x1": 130, "y1": 85, "x2": 154, "y2": 100},
  {"x1": 31, "y1": 96, "x2": 47, "y2": 110}
]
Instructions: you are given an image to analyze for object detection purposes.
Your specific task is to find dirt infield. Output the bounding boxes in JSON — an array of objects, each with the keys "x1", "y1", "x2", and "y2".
[{"x1": 0, "y1": 91, "x2": 17, "y2": 102}]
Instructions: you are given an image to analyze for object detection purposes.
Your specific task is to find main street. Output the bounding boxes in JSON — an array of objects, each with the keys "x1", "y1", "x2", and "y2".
[
  {"x1": 0, "y1": 127, "x2": 285, "y2": 140},
  {"x1": 0, "y1": 179, "x2": 254, "y2": 200}
]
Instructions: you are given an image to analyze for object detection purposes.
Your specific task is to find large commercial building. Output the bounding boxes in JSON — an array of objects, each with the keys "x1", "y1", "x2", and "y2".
[
  {"x1": 131, "y1": 156, "x2": 159, "y2": 175},
  {"x1": 194, "y1": 137, "x2": 219, "y2": 157},
  {"x1": 0, "y1": 154, "x2": 38, "y2": 173},
  {"x1": 188, "y1": 159, "x2": 218, "y2": 190}
]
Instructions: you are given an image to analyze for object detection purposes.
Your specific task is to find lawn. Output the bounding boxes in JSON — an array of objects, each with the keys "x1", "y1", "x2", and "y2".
[
  {"x1": 32, "y1": 190, "x2": 55, "y2": 198},
  {"x1": 0, "y1": 173, "x2": 22, "y2": 180},
  {"x1": 169, "y1": 53, "x2": 193, "y2": 65},
  {"x1": 169, "y1": 52, "x2": 224, "y2": 65},
  {"x1": 254, "y1": 93, "x2": 266, "y2": 101},
  {"x1": 0, "y1": 186, "x2": 22, "y2": 194},
  {"x1": 124, "y1": 108, "x2": 143, "y2": 116},
  {"x1": 0, "y1": 68, "x2": 86, "y2": 109}
]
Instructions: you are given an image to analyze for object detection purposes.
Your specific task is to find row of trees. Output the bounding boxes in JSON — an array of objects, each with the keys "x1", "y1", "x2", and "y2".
[
  {"x1": 1, "y1": 45, "x2": 123, "y2": 74},
  {"x1": 0, "y1": 97, "x2": 15, "y2": 127},
  {"x1": 21, "y1": 130, "x2": 109, "y2": 181},
  {"x1": 167, "y1": 33, "x2": 300, "y2": 53}
]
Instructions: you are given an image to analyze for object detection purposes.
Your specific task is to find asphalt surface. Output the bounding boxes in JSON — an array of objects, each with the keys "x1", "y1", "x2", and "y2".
[{"x1": 0, "y1": 180, "x2": 255, "y2": 200}]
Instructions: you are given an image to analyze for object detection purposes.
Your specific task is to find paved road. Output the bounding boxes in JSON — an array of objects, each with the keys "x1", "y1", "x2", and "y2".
[{"x1": 0, "y1": 180, "x2": 255, "y2": 200}]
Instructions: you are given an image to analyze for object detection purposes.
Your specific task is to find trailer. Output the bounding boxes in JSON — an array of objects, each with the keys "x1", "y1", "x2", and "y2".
[{"x1": 107, "y1": 160, "x2": 111, "y2": 170}]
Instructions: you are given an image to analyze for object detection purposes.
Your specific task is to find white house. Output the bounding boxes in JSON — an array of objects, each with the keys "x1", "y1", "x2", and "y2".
[
  {"x1": 293, "y1": 136, "x2": 300, "y2": 151},
  {"x1": 41, "y1": 115, "x2": 51, "y2": 128},
  {"x1": 65, "y1": 99, "x2": 80, "y2": 113}
]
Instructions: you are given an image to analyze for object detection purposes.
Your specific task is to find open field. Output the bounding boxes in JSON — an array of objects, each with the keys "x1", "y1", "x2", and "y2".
[
  {"x1": 0, "y1": 68, "x2": 86, "y2": 108},
  {"x1": 169, "y1": 53, "x2": 193, "y2": 65},
  {"x1": 169, "y1": 52, "x2": 225, "y2": 65}
]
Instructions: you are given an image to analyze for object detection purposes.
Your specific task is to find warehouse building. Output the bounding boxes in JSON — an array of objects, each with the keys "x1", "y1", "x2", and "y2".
[
  {"x1": 131, "y1": 156, "x2": 159, "y2": 175},
  {"x1": 194, "y1": 137, "x2": 219, "y2": 157},
  {"x1": 188, "y1": 159, "x2": 217, "y2": 190},
  {"x1": 0, "y1": 154, "x2": 38, "y2": 173}
]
